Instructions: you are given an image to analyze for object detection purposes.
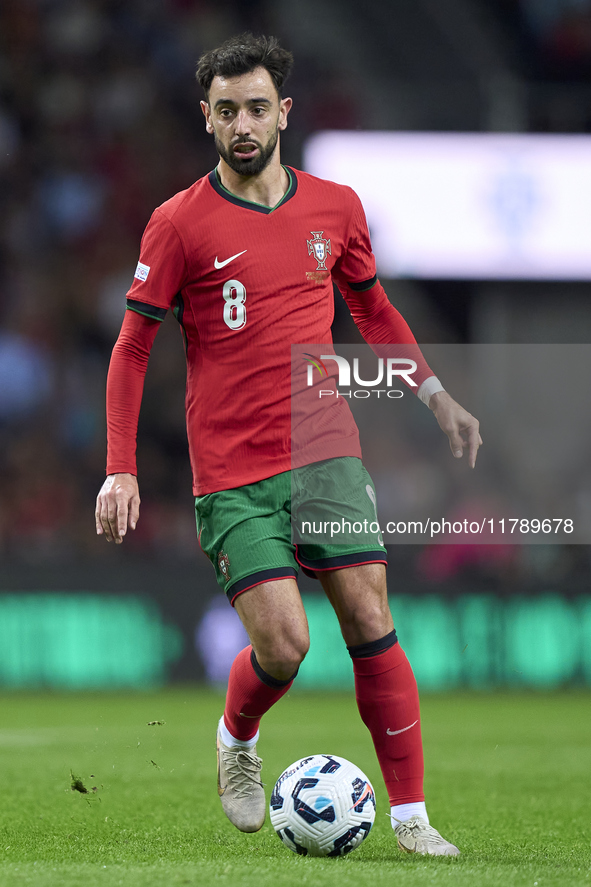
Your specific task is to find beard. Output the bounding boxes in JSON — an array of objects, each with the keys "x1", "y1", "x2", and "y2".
[{"x1": 215, "y1": 127, "x2": 279, "y2": 176}]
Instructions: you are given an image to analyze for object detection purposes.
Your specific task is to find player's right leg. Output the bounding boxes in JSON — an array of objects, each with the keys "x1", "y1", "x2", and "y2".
[
  {"x1": 195, "y1": 473, "x2": 307, "y2": 832},
  {"x1": 217, "y1": 579, "x2": 309, "y2": 832}
]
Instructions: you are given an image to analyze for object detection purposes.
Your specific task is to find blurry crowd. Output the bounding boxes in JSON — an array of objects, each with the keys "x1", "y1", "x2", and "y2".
[
  {"x1": 0, "y1": 0, "x2": 589, "y2": 591},
  {"x1": 517, "y1": 0, "x2": 591, "y2": 78},
  {"x1": 0, "y1": 0, "x2": 368, "y2": 563}
]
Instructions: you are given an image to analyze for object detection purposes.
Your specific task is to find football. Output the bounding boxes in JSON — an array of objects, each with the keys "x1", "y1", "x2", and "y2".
[{"x1": 269, "y1": 754, "x2": 376, "y2": 857}]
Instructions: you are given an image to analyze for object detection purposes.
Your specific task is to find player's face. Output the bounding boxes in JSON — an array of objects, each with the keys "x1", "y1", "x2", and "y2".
[{"x1": 201, "y1": 67, "x2": 292, "y2": 177}]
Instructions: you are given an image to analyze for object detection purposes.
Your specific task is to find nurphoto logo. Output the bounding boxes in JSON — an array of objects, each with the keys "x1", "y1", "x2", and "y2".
[{"x1": 304, "y1": 354, "x2": 418, "y2": 399}]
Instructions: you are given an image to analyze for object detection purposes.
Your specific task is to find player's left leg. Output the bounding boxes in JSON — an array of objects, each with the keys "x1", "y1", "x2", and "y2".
[{"x1": 320, "y1": 563, "x2": 460, "y2": 857}]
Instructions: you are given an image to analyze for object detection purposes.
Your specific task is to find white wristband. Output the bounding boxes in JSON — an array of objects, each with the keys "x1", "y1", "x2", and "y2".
[{"x1": 417, "y1": 376, "x2": 445, "y2": 407}]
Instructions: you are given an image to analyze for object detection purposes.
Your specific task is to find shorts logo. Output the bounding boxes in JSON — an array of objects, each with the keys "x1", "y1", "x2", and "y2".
[
  {"x1": 134, "y1": 261, "x2": 150, "y2": 282},
  {"x1": 217, "y1": 550, "x2": 231, "y2": 581},
  {"x1": 365, "y1": 484, "x2": 384, "y2": 547},
  {"x1": 307, "y1": 231, "x2": 331, "y2": 271}
]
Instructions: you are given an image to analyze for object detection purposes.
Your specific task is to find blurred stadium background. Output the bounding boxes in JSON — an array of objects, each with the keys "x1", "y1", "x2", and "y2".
[{"x1": 1, "y1": 0, "x2": 591, "y2": 692}]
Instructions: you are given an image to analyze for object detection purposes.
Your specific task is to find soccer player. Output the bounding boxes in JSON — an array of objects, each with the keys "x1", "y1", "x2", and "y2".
[{"x1": 95, "y1": 33, "x2": 481, "y2": 856}]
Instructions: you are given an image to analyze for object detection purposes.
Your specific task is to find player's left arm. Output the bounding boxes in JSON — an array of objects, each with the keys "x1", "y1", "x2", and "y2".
[
  {"x1": 334, "y1": 187, "x2": 482, "y2": 465},
  {"x1": 341, "y1": 279, "x2": 482, "y2": 467},
  {"x1": 426, "y1": 389, "x2": 482, "y2": 469}
]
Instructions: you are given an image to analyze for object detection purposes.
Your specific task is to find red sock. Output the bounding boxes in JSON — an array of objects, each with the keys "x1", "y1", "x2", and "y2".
[
  {"x1": 223, "y1": 645, "x2": 295, "y2": 742},
  {"x1": 350, "y1": 635, "x2": 424, "y2": 805}
]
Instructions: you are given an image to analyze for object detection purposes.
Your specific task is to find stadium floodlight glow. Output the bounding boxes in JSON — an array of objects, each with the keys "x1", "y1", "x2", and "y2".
[
  {"x1": 0, "y1": 594, "x2": 182, "y2": 688},
  {"x1": 304, "y1": 132, "x2": 591, "y2": 279},
  {"x1": 294, "y1": 593, "x2": 591, "y2": 691}
]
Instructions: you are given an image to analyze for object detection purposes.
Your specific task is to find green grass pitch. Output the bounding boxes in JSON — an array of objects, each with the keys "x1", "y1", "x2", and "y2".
[{"x1": 0, "y1": 689, "x2": 590, "y2": 886}]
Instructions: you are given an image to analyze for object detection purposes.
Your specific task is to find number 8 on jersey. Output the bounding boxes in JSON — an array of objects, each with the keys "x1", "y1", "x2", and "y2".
[{"x1": 223, "y1": 279, "x2": 247, "y2": 330}]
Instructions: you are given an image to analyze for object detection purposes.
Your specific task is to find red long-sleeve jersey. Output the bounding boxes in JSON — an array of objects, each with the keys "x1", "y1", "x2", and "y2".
[{"x1": 106, "y1": 167, "x2": 435, "y2": 495}]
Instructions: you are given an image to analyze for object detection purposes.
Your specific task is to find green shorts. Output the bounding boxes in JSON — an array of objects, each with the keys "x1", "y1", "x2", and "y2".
[{"x1": 195, "y1": 457, "x2": 387, "y2": 605}]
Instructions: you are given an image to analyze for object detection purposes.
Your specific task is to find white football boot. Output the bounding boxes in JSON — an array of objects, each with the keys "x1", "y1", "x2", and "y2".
[
  {"x1": 216, "y1": 725, "x2": 265, "y2": 832},
  {"x1": 394, "y1": 815, "x2": 460, "y2": 856}
]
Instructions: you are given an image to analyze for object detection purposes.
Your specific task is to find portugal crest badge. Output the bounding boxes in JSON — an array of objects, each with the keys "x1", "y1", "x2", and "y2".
[
  {"x1": 217, "y1": 550, "x2": 231, "y2": 581},
  {"x1": 307, "y1": 231, "x2": 331, "y2": 271}
]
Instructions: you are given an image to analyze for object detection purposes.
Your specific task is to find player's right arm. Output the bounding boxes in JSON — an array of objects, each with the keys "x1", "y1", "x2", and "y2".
[
  {"x1": 95, "y1": 472, "x2": 141, "y2": 544},
  {"x1": 96, "y1": 207, "x2": 188, "y2": 543},
  {"x1": 95, "y1": 309, "x2": 160, "y2": 543}
]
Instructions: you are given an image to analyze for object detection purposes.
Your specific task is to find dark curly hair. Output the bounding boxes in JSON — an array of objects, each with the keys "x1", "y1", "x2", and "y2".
[{"x1": 196, "y1": 33, "x2": 294, "y2": 99}]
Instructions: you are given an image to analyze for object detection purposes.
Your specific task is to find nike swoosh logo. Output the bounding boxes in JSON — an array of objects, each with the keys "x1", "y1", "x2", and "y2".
[
  {"x1": 214, "y1": 250, "x2": 247, "y2": 269},
  {"x1": 386, "y1": 719, "x2": 418, "y2": 736},
  {"x1": 348, "y1": 783, "x2": 374, "y2": 812},
  {"x1": 216, "y1": 736, "x2": 226, "y2": 796}
]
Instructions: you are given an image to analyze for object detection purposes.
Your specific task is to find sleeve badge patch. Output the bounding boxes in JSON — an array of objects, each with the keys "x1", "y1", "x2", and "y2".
[{"x1": 134, "y1": 261, "x2": 151, "y2": 282}]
